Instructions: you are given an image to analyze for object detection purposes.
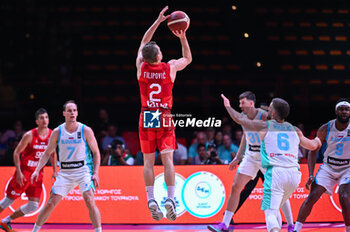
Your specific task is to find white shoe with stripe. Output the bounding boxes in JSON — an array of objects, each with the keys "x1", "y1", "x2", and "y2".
[
  {"x1": 148, "y1": 199, "x2": 163, "y2": 221},
  {"x1": 164, "y1": 198, "x2": 177, "y2": 221}
]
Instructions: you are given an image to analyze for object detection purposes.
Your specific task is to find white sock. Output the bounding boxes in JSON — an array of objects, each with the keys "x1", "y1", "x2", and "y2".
[
  {"x1": 223, "y1": 210, "x2": 234, "y2": 228},
  {"x1": 95, "y1": 227, "x2": 102, "y2": 232},
  {"x1": 346, "y1": 225, "x2": 350, "y2": 232},
  {"x1": 1, "y1": 216, "x2": 12, "y2": 224},
  {"x1": 167, "y1": 186, "x2": 175, "y2": 200},
  {"x1": 294, "y1": 221, "x2": 303, "y2": 232},
  {"x1": 277, "y1": 211, "x2": 282, "y2": 228},
  {"x1": 146, "y1": 186, "x2": 154, "y2": 201},
  {"x1": 32, "y1": 223, "x2": 42, "y2": 232},
  {"x1": 281, "y1": 200, "x2": 294, "y2": 225}
]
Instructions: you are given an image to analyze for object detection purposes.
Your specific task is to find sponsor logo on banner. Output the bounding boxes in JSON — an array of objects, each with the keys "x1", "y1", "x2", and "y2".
[
  {"x1": 154, "y1": 173, "x2": 186, "y2": 216},
  {"x1": 182, "y1": 171, "x2": 225, "y2": 218}
]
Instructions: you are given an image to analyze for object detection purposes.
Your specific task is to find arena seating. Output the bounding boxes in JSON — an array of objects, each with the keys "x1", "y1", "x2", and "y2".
[{"x1": 1, "y1": 0, "x2": 349, "y2": 129}]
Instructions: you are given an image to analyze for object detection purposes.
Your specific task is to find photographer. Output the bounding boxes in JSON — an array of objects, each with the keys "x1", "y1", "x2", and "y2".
[
  {"x1": 194, "y1": 143, "x2": 222, "y2": 165},
  {"x1": 218, "y1": 134, "x2": 238, "y2": 164},
  {"x1": 102, "y1": 139, "x2": 134, "y2": 166},
  {"x1": 206, "y1": 143, "x2": 222, "y2": 164}
]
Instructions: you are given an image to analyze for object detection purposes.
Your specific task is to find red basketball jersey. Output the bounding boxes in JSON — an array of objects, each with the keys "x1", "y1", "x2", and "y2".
[
  {"x1": 138, "y1": 62, "x2": 173, "y2": 110},
  {"x1": 21, "y1": 128, "x2": 52, "y2": 172}
]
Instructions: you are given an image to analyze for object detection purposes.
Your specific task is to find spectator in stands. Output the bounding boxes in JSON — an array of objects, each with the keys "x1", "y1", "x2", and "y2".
[
  {"x1": 188, "y1": 132, "x2": 208, "y2": 164},
  {"x1": 222, "y1": 123, "x2": 233, "y2": 138},
  {"x1": 173, "y1": 141, "x2": 188, "y2": 165},
  {"x1": 206, "y1": 143, "x2": 222, "y2": 164},
  {"x1": 193, "y1": 143, "x2": 222, "y2": 165},
  {"x1": 233, "y1": 128, "x2": 243, "y2": 147},
  {"x1": 215, "y1": 131, "x2": 223, "y2": 147},
  {"x1": 101, "y1": 124, "x2": 125, "y2": 151},
  {"x1": 102, "y1": 139, "x2": 134, "y2": 166},
  {"x1": 190, "y1": 130, "x2": 199, "y2": 144},
  {"x1": 193, "y1": 144, "x2": 208, "y2": 164},
  {"x1": 218, "y1": 134, "x2": 238, "y2": 164},
  {"x1": 0, "y1": 120, "x2": 25, "y2": 144},
  {"x1": 206, "y1": 127, "x2": 216, "y2": 144}
]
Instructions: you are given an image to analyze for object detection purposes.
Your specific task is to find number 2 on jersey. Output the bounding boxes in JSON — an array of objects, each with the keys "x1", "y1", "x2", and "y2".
[
  {"x1": 149, "y1": 83, "x2": 161, "y2": 102},
  {"x1": 277, "y1": 133, "x2": 290, "y2": 151},
  {"x1": 67, "y1": 146, "x2": 75, "y2": 159}
]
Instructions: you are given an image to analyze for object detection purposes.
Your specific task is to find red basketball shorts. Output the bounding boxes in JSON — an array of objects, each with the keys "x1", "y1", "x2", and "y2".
[
  {"x1": 139, "y1": 127, "x2": 177, "y2": 154},
  {"x1": 6, "y1": 169, "x2": 43, "y2": 199}
]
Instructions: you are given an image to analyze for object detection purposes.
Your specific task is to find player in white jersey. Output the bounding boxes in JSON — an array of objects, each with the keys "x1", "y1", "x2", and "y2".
[
  {"x1": 294, "y1": 98, "x2": 350, "y2": 232},
  {"x1": 30, "y1": 101, "x2": 102, "y2": 232},
  {"x1": 218, "y1": 94, "x2": 321, "y2": 232},
  {"x1": 208, "y1": 91, "x2": 294, "y2": 232}
]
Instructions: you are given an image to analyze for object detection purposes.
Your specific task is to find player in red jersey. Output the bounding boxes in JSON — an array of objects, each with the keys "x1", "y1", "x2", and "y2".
[
  {"x1": 0, "y1": 108, "x2": 57, "y2": 232},
  {"x1": 136, "y1": 6, "x2": 192, "y2": 221}
]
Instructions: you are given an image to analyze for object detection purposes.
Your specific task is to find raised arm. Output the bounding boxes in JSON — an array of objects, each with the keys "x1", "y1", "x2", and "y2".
[
  {"x1": 13, "y1": 131, "x2": 32, "y2": 186},
  {"x1": 31, "y1": 129, "x2": 59, "y2": 183},
  {"x1": 168, "y1": 30, "x2": 192, "y2": 82},
  {"x1": 84, "y1": 126, "x2": 101, "y2": 188},
  {"x1": 304, "y1": 124, "x2": 327, "y2": 190},
  {"x1": 296, "y1": 127, "x2": 322, "y2": 151},
  {"x1": 221, "y1": 94, "x2": 267, "y2": 131},
  {"x1": 136, "y1": 6, "x2": 170, "y2": 68}
]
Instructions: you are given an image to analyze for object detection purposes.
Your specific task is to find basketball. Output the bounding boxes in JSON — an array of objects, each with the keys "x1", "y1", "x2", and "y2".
[{"x1": 167, "y1": 11, "x2": 190, "y2": 32}]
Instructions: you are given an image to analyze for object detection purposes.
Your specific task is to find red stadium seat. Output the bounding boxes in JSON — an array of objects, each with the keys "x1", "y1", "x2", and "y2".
[
  {"x1": 177, "y1": 138, "x2": 187, "y2": 147},
  {"x1": 122, "y1": 131, "x2": 140, "y2": 156}
]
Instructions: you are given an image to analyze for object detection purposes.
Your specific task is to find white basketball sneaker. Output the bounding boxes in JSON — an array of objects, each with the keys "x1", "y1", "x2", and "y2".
[
  {"x1": 148, "y1": 199, "x2": 163, "y2": 221},
  {"x1": 164, "y1": 198, "x2": 177, "y2": 221}
]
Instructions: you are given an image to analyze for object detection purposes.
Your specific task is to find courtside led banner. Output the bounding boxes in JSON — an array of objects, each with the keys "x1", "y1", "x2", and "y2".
[{"x1": 0, "y1": 165, "x2": 343, "y2": 224}]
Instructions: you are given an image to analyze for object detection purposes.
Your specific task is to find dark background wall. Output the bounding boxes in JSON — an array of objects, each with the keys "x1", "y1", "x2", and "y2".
[{"x1": 1, "y1": 0, "x2": 349, "y2": 132}]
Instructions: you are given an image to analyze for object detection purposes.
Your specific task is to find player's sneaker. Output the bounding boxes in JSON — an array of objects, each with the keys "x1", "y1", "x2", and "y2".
[
  {"x1": 287, "y1": 224, "x2": 294, "y2": 232},
  {"x1": 0, "y1": 222, "x2": 15, "y2": 232},
  {"x1": 207, "y1": 222, "x2": 229, "y2": 232},
  {"x1": 164, "y1": 198, "x2": 177, "y2": 221},
  {"x1": 148, "y1": 199, "x2": 163, "y2": 221}
]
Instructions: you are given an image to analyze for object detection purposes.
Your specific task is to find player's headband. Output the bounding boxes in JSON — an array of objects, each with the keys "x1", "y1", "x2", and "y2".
[{"x1": 335, "y1": 101, "x2": 350, "y2": 110}]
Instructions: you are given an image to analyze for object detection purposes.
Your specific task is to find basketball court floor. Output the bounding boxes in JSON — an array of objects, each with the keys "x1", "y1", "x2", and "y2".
[{"x1": 9, "y1": 223, "x2": 346, "y2": 231}]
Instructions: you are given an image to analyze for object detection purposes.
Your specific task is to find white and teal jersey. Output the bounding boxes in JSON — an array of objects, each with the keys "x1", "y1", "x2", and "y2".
[
  {"x1": 57, "y1": 122, "x2": 93, "y2": 174},
  {"x1": 323, "y1": 119, "x2": 350, "y2": 170},
  {"x1": 261, "y1": 120, "x2": 300, "y2": 169},
  {"x1": 242, "y1": 108, "x2": 266, "y2": 160}
]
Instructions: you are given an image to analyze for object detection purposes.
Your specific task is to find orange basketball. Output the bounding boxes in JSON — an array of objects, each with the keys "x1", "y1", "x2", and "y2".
[{"x1": 167, "y1": 11, "x2": 190, "y2": 32}]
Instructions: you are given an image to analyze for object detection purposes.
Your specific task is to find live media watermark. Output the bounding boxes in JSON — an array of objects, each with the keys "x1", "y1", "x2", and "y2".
[{"x1": 143, "y1": 110, "x2": 222, "y2": 129}]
